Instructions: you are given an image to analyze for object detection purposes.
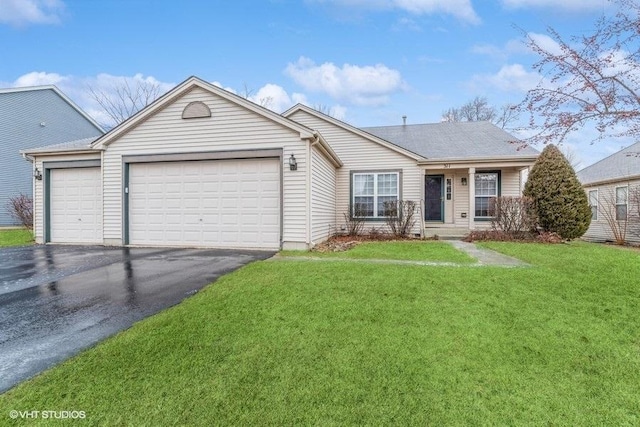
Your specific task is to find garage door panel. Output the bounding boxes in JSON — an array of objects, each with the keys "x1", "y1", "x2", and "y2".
[
  {"x1": 50, "y1": 167, "x2": 102, "y2": 244},
  {"x1": 129, "y1": 159, "x2": 280, "y2": 249}
]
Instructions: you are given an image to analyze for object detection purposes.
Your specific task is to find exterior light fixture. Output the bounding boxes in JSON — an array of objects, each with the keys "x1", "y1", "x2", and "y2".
[
  {"x1": 34, "y1": 167, "x2": 43, "y2": 181},
  {"x1": 461, "y1": 177, "x2": 468, "y2": 186},
  {"x1": 288, "y1": 154, "x2": 297, "y2": 171}
]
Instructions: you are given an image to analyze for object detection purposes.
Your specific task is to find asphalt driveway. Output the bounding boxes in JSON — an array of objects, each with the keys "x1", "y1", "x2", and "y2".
[{"x1": 0, "y1": 245, "x2": 274, "y2": 393}]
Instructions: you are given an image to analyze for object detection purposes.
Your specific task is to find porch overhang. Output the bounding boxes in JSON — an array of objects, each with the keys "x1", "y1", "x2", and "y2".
[{"x1": 418, "y1": 155, "x2": 537, "y2": 170}]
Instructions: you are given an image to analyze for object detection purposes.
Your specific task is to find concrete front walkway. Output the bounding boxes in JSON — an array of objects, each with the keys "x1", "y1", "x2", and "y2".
[
  {"x1": 445, "y1": 240, "x2": 529, "y2": 267},
  {"x1": 273, "y1": 240, "x2": 529, "y2": 268}
]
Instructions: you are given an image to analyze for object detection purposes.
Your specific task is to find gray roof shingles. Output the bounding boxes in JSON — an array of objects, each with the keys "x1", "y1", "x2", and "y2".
[
  {"x1": 361, "y1": 121, "x2": 538, "y2": 160},
  {"x1": 577, "y1": 141, "x2": 640, "y2": 185}
]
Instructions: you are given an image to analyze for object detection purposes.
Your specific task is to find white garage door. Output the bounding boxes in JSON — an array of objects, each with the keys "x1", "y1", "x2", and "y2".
[
  {"x1": 49, "y1": 167, "x2": 102, "y2": 244},
  {"x1": 128, "y1": 158, "x2": 280, "y2": 249}
]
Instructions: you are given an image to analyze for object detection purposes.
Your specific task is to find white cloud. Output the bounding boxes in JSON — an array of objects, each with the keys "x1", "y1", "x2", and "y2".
[
  {"x1": 0, "y1": 0, "x2": 65, "y2": 26},
  {"x1": 308, "y1": 0, "x2": 479, "y2": 24},
  {"x1": 501, "y1": 0, "x2": 606, "y2": 11},
  {"x1": 472, "y1": 64, "x2": 544, "y2": 93},
  {"x1": 12, "y1": 71, "x2": 68, "y2": 86},
  {"x1": 285, "y1": 56, "x2": 405, "y2": 106},
  {"x1": 527, "y1": 33, "x2": 563, "y2": 56},
  {"x1": 248, "y1": 83, "x2": 295, "y2": 112}
]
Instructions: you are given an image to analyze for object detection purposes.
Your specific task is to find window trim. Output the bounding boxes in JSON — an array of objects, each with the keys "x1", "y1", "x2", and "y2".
[
  {"x1": 474, "y1": 170, "x2": 501, "y2": 221},
  {"x1": 350, "y1": 170, "x2": 402, "y2": 221},
  {"x1": 616, "y1": 185, "x2": 628, "y2": 221},
  {"x1": 588, "y1": 189, "x2": 598, "y2": 221}
]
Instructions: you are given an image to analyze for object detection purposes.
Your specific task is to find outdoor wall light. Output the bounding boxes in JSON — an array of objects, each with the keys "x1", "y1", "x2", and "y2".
[
  {"x1": 461, "y1": 177, "x2": 468, "y2": 186},
  {"x1": 289, "y1": 154, "x2": 298, "y2": 171},
  {"x1": 34, "y1": 167, "x2": 43, "y2": 181}
]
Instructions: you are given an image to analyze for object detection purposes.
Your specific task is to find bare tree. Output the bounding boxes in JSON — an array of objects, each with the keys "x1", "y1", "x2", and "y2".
[
  {"x1": 312, "y1": 104, "x2": 338, "y2": 118},
  {"x1": 442, "y1": 96, "x2": 519, "y2": 128},
  {"x1": 88, "y1": 78, "x2": 162, "y2": 128},
  {"x1": 241, "y1": 83, "x2": 273, "y2": 109},
  {"x1": 517, "y1": 0, "x2": 640, "y2": 146}
]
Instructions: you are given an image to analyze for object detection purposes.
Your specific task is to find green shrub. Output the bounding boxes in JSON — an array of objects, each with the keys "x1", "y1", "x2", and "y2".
[{"x1": 523, "y1": 144, "x2": 591, "y2": 239}]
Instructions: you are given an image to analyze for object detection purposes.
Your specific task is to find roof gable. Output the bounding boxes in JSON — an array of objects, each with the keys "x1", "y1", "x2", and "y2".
[
  {"x1": 577, "y1": 141, "x2": 640, "y2": 185},
  {"x1": 92, "y1": 76, "x2": 317, "y2": 149},
  {"x1": 283, "y1": 104, "x2": 423, "y2": 161}
]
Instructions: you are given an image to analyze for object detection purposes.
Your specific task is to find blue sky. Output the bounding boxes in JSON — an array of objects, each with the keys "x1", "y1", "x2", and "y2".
[{"x1": 0, "y1": 0, "x2": 628, "y2": 167}]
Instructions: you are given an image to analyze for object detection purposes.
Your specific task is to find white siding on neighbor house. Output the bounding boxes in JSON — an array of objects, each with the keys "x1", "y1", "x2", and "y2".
[
  {"x1": 101, "y1": 87, "x2": 308, "y2": 247},
  {"x1": 311, "y1": 144, "x2": 337, "y2": 243},
  {"x1": 32, "y1": 152, "x2": 102, "y2": 244},
  {"x1": 288, "y1": 110, "x2": 421, "y2": 234},
  {"x1": 583, "y1": 180, "x2": 640, "y2": 244}
]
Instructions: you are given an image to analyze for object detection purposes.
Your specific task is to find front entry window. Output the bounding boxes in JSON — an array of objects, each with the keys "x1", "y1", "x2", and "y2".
[{"x1": 475, "y1": 172, "x2": 499, "y2": 218}]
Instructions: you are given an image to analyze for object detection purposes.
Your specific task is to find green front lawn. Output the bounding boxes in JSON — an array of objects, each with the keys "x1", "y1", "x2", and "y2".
[
  {"x1": 281, "y1": 240, "x2": 476, "y2": 263},
  {"x1": 1, "y1": 242, "x2": 639, "y2": 425},
  {"x1": 0, "y1": 228, "x2": 33, "y2": 247}
]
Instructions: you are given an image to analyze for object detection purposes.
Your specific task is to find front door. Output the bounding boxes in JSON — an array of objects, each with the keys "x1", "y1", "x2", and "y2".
[{"x1": 425, "y1": 175, "x2": 444, "y2": 221}]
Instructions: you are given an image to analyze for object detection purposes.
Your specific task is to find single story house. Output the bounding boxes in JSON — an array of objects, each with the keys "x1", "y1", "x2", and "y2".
[
  {"x1": 23, "y1": 76, "x2": 538, "y2": 250},
  {"x1": 577, "y1": 142, "x2": 640, "y2": 245},
  {"x1": 0, "y1": 86, "x2": 104, "y2": 226}
]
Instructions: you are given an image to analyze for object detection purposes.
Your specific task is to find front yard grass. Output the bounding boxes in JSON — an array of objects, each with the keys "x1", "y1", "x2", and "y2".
[
  {"x1": 281, "y1": 240, "x2": 476, "y2": 263},
  {"x1": 0, "y1": 228, "x2": 33, "y2": 247},
  {"x1": 1, "y1": 242, "x2": 639, "y2": 425}
]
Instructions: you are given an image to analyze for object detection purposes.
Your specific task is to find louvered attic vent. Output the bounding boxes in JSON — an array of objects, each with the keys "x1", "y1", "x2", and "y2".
[{"x1": 182, "y1": 101, "x2": 211, "y2": 119}]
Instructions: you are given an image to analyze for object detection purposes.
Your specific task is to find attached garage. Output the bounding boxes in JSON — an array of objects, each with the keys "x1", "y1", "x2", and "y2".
[
  {"x1": 26, "y1": 77, "x2": 342, "y2": 249},
  {"x1": 126, "y1": 157, "x2": 281, "y2": 249},
  {"x1": 47, "y1": 164, "x2": 102, "y2": 244}
]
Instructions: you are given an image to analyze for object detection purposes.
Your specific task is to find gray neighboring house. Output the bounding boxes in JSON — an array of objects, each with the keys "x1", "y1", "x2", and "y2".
[
  {"x1": 0, "y1": 86, "x2": 104, "y2": 226},
  {"x1": 577, "y1": 142, "x2": 640, "y2": 244}
]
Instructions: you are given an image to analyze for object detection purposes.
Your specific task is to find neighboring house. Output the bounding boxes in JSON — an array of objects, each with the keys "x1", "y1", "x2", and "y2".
[
  {"x1": 22, "y1": 76, "x2": 538, "y2": 250},
  {"x1": 0, "y1": 86, "x2": 104, "y2": 226},
  {"x1": 577, "y1": 142, "x2": 640, "y2": 245}
]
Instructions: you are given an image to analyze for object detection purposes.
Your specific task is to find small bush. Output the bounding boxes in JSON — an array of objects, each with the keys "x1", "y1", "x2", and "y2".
[
  {"x1": 383, "y1": 200, "x2": 417, "y2": 237},
  {"x1": 343, "y1": 203, "x2": 368, "y2": 236},
  {"x1": 6, "y1": 193, "x2": 33, "y2": 230},
  {"x1": 491, "y1": 196, "x2": 537, "y2": 234}
]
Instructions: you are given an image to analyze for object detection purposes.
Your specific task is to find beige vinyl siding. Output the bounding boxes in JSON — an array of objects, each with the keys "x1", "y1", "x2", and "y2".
[
  {"x1": 310, "y1": 144, "x2": 337, "y2": 243},
  {"x1": 32, "y1": 152, "x2": 102, "y2": 244},
  {"x1": 288, "y1": 110, "x2": 421, "y2": 234},
  {"x1": 583, "y1": 180, "x2": 640, "y2": 244},
  {"x1": 102, "y1": 87, "x2": 308, "y2": 246}
]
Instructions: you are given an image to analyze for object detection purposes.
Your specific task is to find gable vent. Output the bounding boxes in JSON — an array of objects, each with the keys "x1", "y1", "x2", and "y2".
[{"x1": 182, "y1": 101, "x2": 211, "y2": 119}]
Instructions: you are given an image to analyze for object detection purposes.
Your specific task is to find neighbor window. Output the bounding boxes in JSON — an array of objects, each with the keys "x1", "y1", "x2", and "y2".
[
  {"x1": 475, "y1": 172, "x2": 499, "y2": 218},
  {"x1": 616, "y1": 186, "x2": 628, "y2": 220},
  {"x1": 588, "y1": 189, "x2": 598, "y2": 220},
  {"x1": 352, "y1": 172, "x2": 399, "y2": 218}
]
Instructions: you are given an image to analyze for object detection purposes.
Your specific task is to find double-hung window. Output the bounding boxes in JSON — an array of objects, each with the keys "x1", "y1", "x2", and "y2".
[
  {"x1": 474, "y1": 172, "x2": 499, "y2": 218},
  {"x1": 588, "y1": 189, "x2": 598, "y2": 220},
  {"x1": 352, "y1": 172, "x2": 399, "y2": 218},
  {"x1": 616, "y1": 186, "x2": 628, "y2": 220}
]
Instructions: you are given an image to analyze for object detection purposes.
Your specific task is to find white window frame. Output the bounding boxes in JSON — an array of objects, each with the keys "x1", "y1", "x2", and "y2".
[
  {"x1": 616, "y1": 186, "x2": 628, "y2": 221},
  {"x1": 588, "y1": 189, "x2": 598, "y2": 221},
  {"x1": 474, "y1": 172, "x2": 500, "y2": 219},
  {"x1": 352, "y1": 171, "x2": 400, "y2": 219}
]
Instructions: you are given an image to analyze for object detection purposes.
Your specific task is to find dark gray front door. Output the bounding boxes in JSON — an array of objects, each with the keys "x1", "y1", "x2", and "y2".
[{"x1": 425, "y1": 175, "x2": 444, "y2": 221}]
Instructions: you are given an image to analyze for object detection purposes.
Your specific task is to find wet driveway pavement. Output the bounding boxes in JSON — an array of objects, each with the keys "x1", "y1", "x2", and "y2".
[{"x1": 0, "y1": 245, "x2": 274, "y2": 393}]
